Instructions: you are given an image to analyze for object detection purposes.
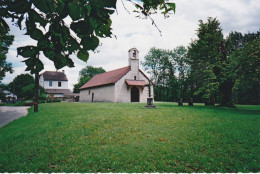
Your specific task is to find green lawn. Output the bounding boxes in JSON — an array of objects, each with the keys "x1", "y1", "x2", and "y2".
[{"x1": 0, "y1": 102, "x2": 259, "y2": 172}]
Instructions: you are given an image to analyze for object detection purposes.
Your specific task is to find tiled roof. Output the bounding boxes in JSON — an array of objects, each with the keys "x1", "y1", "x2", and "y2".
[
  {"x1": 41, "y1": 71, "x2": 68, "y2": 81},
  {"x1": 125, "y1": 80, "x2": 147, "y2": 86},
  {"x1": 45, "y1": 89, "x2": 72, "y2": 95},
  {"x1": 79, "y1": 66, "x2": 131, "y2": 90}
]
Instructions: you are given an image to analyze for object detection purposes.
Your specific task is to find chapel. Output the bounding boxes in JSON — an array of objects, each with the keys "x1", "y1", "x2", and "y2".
[{"x1": 79, "y1": 48, "x2": 153, "y2": 103}]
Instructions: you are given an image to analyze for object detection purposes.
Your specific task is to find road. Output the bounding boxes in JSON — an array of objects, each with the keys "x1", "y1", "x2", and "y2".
[{"x1": 0, "y1": 106, "x2": 30, "y2": 128}]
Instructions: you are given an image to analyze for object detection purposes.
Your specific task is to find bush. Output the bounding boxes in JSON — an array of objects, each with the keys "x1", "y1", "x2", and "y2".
[
  {"x1": 24, "y1": 101, "x2": 34, "y2": 106},
  {"x1": 0, "y1": 92, "x2": 6, "y2": 102},
  {"x1": 47, "y1": 99, "x2": 61, "y2": 103},
  {"x1": 39, "y1": 93, "x2": 47, "y2": 100},
  {"x1": 38, "y1": 100, "x2": 46, "y2": 104}
]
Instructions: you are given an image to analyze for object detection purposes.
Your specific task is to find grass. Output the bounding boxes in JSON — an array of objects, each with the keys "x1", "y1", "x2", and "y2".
[{"x1": 0, "y1": 102, "x2": 259, "y2": 172}]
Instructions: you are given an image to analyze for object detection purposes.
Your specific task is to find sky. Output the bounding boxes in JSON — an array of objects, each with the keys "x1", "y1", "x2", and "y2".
[{"x1": 2, "y1": 0, "x2": 260, "y2": 90}]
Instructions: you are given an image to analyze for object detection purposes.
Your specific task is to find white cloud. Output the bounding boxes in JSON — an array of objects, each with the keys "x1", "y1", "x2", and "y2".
[{"x1": 2, "y1": 0, "x2": 260, "y2": 90}]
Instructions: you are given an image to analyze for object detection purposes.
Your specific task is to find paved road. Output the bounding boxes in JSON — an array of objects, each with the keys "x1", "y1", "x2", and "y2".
[{"x1": 0, "y1": 106, "x2": 30, "y2": 128}]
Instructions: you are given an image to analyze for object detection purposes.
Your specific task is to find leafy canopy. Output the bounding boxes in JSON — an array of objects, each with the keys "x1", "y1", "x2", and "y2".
[
  {"x1": 0, "y1": 0, "x2": 176, "y2": 74},
  {"x1": 0, "y1": 20, "x2": 14, "y2": 82},
  {"x1": 187, "y1": 17, "x2": 224, "y2": 104},
  {"x1": 8, "y1": 73, "x2": 34, "y2": 98}
]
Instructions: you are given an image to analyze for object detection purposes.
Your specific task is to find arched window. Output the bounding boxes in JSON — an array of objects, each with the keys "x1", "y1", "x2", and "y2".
[{"x1": 133, "y1": 50, "x2": 136, "y2": 58}]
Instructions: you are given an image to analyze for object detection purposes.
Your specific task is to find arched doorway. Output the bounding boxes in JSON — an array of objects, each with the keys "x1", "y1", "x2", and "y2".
[{"x1": 131, "y1": 86, "x2": 139, "y2": 102}]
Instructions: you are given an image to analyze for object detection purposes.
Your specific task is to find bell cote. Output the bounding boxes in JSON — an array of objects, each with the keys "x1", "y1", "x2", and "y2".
[
  {"x1": 128, "y1": 48, "x2": 139, "y2": 60},
  {"x1": 128, "y1": 48, "x2": 139, "y2": 73}
]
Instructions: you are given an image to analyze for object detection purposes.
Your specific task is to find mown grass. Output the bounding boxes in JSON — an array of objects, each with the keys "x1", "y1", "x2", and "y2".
[{"x1": 0, "y1": 102, "x2": 259, "y2": 172}]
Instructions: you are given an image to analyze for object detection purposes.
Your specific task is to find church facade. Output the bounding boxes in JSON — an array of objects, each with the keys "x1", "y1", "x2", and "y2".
[{"x1": 79, "y1": 48, "x2": 153, "y2": 103}]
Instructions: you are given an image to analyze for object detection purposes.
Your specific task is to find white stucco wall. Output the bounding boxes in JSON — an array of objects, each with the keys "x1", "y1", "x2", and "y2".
[
  {"x1": 39, "y1": 75, "x2": 68, "y2": 89},
  {"x1": 80, "y1": 85, "x2": 115, "y2": 102},
  {"x1": 115, "y1": 70, "x2": 153, "y2": 103},
  {"x1": 47, "y1": 94, "x2": 64, "y2": 98}
]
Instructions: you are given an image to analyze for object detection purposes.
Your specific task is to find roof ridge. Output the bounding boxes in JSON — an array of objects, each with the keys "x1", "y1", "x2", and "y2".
[{"x1": 104, "y1": 66, "x2": 129, "y2": 73}]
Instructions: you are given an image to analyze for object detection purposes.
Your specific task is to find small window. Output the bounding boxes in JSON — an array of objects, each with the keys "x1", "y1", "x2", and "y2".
[
  {"x1": 58, "y1": 81, "x2": 61, "y2": 87},
  {"x1": 133, "y1": 50, "x2": 136, "y2": 58},
  {"x1": 134, "y1": 76, "x2": 136, "y2": 80},
  {"x1": 49, "y1": 81, "x2": 52, "y2": 87},
  {"x1": 89, "y1": 90, "x2": 90, "y2": 95}
]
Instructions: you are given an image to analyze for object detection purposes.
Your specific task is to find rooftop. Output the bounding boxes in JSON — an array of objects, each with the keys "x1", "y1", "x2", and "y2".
[
  {"x1": 41, "y1": 71, "x2": 68, "y2": 81},
  {"x1": 79, "y1": 66, "x2": 131, "y2": 90}
]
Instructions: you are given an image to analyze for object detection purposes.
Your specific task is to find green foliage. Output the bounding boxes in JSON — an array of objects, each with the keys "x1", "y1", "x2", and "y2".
[
  {"x1": 228, "y1": 33, "x2": 260, "y2": 104},
  {"x1": 22, "y1": 84, "x2": 46, "y2": 100},
  {"x1": 234, "y1": 38, "x2": 260, "y2": 82},
  {"x1": 8, "y1": 74, "x2": 34, "y2": 98},
  {"x1": 142, "y1": 20, "x2": 258, "y2": 105},
  {"x1": 172, "y1": 46, "x2": 189, "y2": 99},
  {"x1": 187, "y1": 17, "x2": 224, "y2": 105},
  {"x1": 46, "y1": 99, "x2": 61, "y2": 103},
  {"x1": 142, "y1": 47, "x2": 189, "y2": 101},
  {"x1": 0, "y1": 102, "x2": 259, "y2": 172},
  {"x1": 0, "y1": 23, "x2": 14, "y2": 82},
  {"x1": 0, "y1": 0, "x2": 175, "y2": 74},
  {"x1": 0, "y1": 91, "x2": 6, "y2": 102},
  {"x1": 73, "y1": 66, "x2": 106, "y2": 93},
  {"x1": 0, "y1": 83, "x2": 8, "y2": 90},
  {"x1": 73, "y1": 76, "x2": 91, "y2": 93},
  {"x1": 79, "y1": 65, "x2": 106, "y2": 78}
]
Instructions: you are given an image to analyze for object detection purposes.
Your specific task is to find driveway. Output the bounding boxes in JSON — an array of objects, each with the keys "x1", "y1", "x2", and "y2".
[{"x1": 0, "y1": 106, "x2": 30, "y2": 128}]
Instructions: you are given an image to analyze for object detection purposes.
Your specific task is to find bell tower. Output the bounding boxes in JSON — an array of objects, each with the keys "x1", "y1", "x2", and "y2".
[{"x1": 128, "y1": 48, "x2": 139, "y2": 74}]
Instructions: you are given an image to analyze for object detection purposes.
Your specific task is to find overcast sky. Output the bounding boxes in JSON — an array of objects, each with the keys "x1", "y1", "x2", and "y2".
[{"x1": 2, "y1": 0, "x2": 260, "y2": 90}]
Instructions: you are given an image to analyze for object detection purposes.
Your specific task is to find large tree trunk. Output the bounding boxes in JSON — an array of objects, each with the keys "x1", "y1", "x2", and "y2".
[
  {"x1": 34, "y1": 69, "x2": 39, "y2": 112},
  {"x1": 205, "y1": 97, "x2": 215, "y2": 106},
  {"x1": 219, "y1": 80, "x2": 235, "y2": 107}
]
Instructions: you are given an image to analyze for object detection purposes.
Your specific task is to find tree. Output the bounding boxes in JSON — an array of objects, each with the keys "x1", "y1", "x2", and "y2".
[
  {"x1": 142, "y1": 46, "x2": 191, "y2": 102},
  {"x1": 0, "y1": 0, "x2": 175, "y2": 111},
  {"x1": 8, "y1": 73, "x2": 34, "y2": 98},
  {"x1": 228, "y1": 34, "x2": 260, "y2": 104},
  {"x1": 0, "y1": 83, "x2": 8, "y2": 90},
  {"x1": 0, "y1": 91, "x2": 6, "y2": 102},
  {"x1": 142, "y1": 47, "x2": 178, "y2": 101},
  {"x1": 22, "y1": 84, "x2": 46, "y2": 100},
  {"x1": 73, "y1": 66, "x2": 105, "y2": 93},
  {"x1": 188, "y1": 18, "x2": 259, "y2": 106},
  {"x1": 171, "y1": 46, "x2": 189, "y2": 100},
  {"x1": 217, "y1": 31, "x2": 259, "y2": 105},
  {"x1": 187, "y1": 17, "x2": 224, "y2": 105},
  {"x1": 0, "y1": 21, "x2": 14, "y2": 83}
]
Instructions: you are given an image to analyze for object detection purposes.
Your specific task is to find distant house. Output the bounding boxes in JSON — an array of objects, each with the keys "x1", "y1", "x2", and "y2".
[
  {"x1": 3, "y1": 90, "x2": 17, "y2": 101},
  {"x1": 79, "y1": 48, "x2": 153, "y2": 103},
  {"x1": 39, "y1": 70, "x2": 72, "y2": 98}
]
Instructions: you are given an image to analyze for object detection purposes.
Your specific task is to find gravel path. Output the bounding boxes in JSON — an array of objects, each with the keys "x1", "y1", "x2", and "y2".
[{"x1": 0, "y1": 106, "x2": 30, "y2": 128}]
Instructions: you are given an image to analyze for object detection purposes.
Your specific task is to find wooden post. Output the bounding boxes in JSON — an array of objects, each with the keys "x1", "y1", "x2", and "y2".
[
  {"x1": 148, "y1": 81, "x2": 151, "y2": 97},
  {"x1": 178, "y1": 98, "x2": 183, "y2": 106},
  {"x1": 188, "y1": 98, "x2": 193, "y2": 106}
]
